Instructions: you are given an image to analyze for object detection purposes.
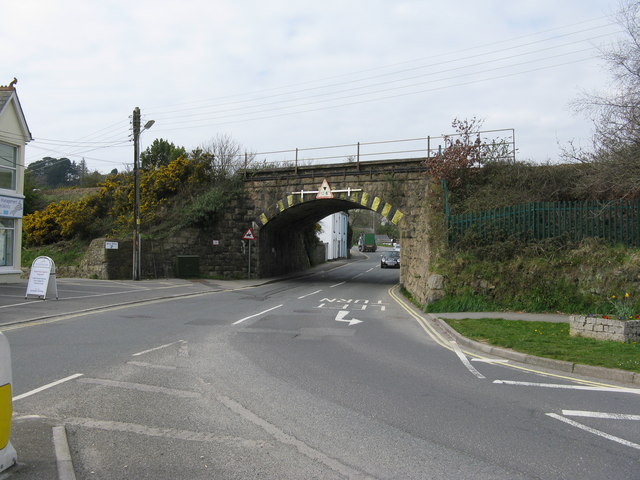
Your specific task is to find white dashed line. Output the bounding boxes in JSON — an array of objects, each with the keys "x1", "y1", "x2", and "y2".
[
  {"x1": 132, "y1": 340, "x2": 184, "y2": 357},
  {"x1": 13, "y1": 373, "x2": 84, "y2": 401},
  {"x1": 562, "y1": 410, "x2": 640, "y2": 421},
  {"x1": 233, "y1": 305, "x2": 283, "y2": 325},
  {"x1": 298, "y1": 290, "x2": 322, "y2": 299}
]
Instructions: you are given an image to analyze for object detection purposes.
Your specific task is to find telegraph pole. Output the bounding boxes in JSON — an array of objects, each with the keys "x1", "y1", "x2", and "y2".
[{"x1": 132, "y1": 107, "x2": 141, "y2": 280}]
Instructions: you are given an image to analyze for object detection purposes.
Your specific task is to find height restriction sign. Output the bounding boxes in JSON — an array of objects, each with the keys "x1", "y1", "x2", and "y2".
[{"x1": 316, "y1": 179, "x2": 333, "y2": 199}]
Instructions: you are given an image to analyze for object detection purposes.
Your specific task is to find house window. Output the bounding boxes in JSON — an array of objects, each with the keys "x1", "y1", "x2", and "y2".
[
  {"x1": 0, "y1": 142, "x2": 17, "y2": 190},
  {"x1": 0, "y1": 219, "x2": 14, "y2": 267}
]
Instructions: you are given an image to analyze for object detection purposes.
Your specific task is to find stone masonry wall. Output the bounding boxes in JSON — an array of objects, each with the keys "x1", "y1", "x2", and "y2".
[
  {"x1": 570, "y1": 315, "x2": 640, "y2": 343},
  {"x1": 400, "y1": 180, "x2": 447, "y2": 305}
]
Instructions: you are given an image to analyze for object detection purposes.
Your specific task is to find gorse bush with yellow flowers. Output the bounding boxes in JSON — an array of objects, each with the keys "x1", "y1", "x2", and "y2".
[
  {"x1": 23, "y1": 199, "x2": 98, "y2": 245},
  {"x1": 23, "y1": 155, "x2": 240, "y2": 247}
]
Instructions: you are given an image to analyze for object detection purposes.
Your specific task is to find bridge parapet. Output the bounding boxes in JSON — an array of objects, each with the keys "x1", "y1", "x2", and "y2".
[{"x1": 243, "y1": 157, "x2": 427, "y2": 181}]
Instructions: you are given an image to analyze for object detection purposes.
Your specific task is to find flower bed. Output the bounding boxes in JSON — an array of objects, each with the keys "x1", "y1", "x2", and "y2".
[{"x1": 570, "y1": 315, "x2": 640, "y2": 343}]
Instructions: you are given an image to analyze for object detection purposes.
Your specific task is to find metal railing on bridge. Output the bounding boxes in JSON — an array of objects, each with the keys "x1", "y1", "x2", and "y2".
[{"x1": 241, "y1": 128, "x2": 516, "y2": 175}]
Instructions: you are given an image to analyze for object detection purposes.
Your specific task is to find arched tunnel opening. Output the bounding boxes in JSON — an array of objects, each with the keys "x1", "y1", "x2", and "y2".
[{"x1": 256, "y1": 197, "x2": 398, "y2": 278}]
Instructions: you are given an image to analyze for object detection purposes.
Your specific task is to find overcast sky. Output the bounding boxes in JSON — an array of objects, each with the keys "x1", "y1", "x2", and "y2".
[{"x1": 1, "y1": 0, "x2": 624, "y2": 173}]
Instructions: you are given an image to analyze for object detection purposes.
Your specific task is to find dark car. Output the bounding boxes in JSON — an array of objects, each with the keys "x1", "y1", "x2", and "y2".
[{"x1": 380, "y1": 251, "x2": 400, "y2": 268}]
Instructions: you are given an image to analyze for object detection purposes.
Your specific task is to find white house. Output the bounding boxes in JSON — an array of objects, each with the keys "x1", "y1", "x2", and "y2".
[
  {"x1": 0, "y1": 80, "x2": 32, "y2": 283},
  {"x1": 318, "y1": 211, "x2": 348, "y2": 260}
]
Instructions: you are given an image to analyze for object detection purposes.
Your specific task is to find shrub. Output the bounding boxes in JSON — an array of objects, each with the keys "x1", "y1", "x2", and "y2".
[{"x1": 23, "y1": 199, "x2": 98, "y2": 246}]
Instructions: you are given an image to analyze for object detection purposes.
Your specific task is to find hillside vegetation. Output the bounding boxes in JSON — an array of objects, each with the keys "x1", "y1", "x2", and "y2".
[
  {"x1": 419, "y1": 1, "x2": 640, "y2": 317},
  {"x1": 22, "y1": 138, "x2": 249, "y2": 251},
  {"x1": 421, "y1": 138, "x2": 640, "y2": 315}
]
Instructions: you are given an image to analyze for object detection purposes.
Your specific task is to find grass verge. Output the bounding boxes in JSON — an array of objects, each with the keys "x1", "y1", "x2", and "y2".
[
  {"x1": 22, "y1": 239, "x2": 88, "y2": 267},
  {"x1": 443, "y1": 318, "x2": 640, "y2": 374}
]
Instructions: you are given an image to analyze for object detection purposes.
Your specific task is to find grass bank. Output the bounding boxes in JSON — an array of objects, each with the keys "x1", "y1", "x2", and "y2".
[
  {"x1": 427, "y1": 238, "x2": 640, "y2": 316},
  {"x1": 22, "y1": 239, "x2": 89, "y2": 268},
  {"x1": 443, "y1": 318, "x2": 640, "y2": 373}
]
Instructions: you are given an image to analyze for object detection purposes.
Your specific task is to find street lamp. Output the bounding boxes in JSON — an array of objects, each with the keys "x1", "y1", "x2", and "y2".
[{"x1": 132, "y1": 107, "x2": 154, "y2": 281}]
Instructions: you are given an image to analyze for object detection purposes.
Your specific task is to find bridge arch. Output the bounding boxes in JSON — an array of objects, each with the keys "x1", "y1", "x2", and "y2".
[
  {"x1": 251, "y1": 190, "x2": 405, "y2": 277},
  {"x1": 253, "y1": 190, "x2": 405, "y2": 230}
]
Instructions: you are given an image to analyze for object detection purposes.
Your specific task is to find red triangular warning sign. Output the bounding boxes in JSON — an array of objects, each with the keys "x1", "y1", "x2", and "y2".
[
  {"x1": 316, "y1": 179, "x2": 333, "y2": 199},
  {"x1": 242, "y1": 228, "x2": 255, "y2": 240}
]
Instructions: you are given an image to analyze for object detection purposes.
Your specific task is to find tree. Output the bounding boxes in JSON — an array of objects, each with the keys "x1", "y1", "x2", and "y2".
[
  {"x1": 140, "y1": 139, "x2": 187, "y2": 170},
  {"x1": 425, "y1": 118, "x2": 490, "y2": 188},
  {"x1": 22, "y1": 170, "x2": 45, "y2": 214},
  {"x1": 27, "y1": 157, "x2": 78, "y2": 188},
  {"x1": 193, "y1": 133, "x2": 252, "y2": 180},
  {"x1": 574, "y1": 1, "x2": 640, "y2": 149},
  {"x1": 567, "y1": 0, "x2": 640, "y2": 198}
]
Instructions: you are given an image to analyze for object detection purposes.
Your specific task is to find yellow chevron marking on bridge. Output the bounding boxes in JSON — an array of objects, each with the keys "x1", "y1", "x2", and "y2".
[
  {"x1": 360, "y1": 192, "x2": 369, "y2": 206},
  {"x1": 260, "y1": 213, "x2": 268, "y2": 225},
  {"x1": 371, "y1": 197, "x2": 381, "y2": 211},
  {"x1": 381, "y1": 203, "x2": 392, "y2": 218},
  {"x1": 391, "y1": 210, "x2": 404, "y2": 224},
  {"x1": 287, "y1": 194, "x2": 294, "y2": 207},
  {"x1": 277, "y1": 200, "x2": 285, "y2": 212}
]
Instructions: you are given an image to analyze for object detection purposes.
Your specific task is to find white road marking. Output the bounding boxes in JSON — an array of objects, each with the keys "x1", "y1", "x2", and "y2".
[
  {"x1": 298, "y1": 289, "x2": 322, "y2": 299},
  {"x1": 127, "y1": 361, "x2": 177, "y2": 370},
  {"x1": 132, "y1": 340, "x2": 185, "y2": 356},
  {"x1": 64, "y1": 417, "x2": 266, "y2": 448},
  {"x1": 335, "y1": 310, "x2": 363, "y2": 326},
  {"x1": 471, "y1": 358, "x2": 510, "y2": 364},
  {"x1": 13, "y1": 373, "x2": 84, "y2": 401},
  {"x1": 546, "y1": 413, "x2": 640, "y2": 450},
  {"x1": 562, "y1": 410, "x2": 640, "y2": 421},
  {"x1": 494, "y1": 380, "x2": 640, "y2": 394},
  {"x1": 451, "y1": 341, "x2": 485, "y2": 379},
  {"x1": 13, "y1": 414, "x2": 47, "y2": 421},
  {"x1": 232, "y1": 304, "x2": 283, "y2": 325},
  {"x1": 218, "y1": 394, "x2": 372, "y2": 479},
  {"x1": 78, "y1": 377, "x2": 200, "y2": 398},
  {"x1": 329, "y1": 282, "x2": 345, "y2": 288},
  {"x1": 53, "y1": 425, "x2": 77, "y2": 480}
]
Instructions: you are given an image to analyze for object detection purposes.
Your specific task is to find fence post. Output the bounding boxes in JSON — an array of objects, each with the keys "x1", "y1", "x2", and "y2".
[
  {"x1": 357, "y1": 142, "x2": 360, "y2": 171},
  {"x1": 243, "y1": 151, "x2": 248, "y2": 179},
  {"x1": 295, "y1": 148, "x2": 298, "y2": 175},
  {"x1": 441, "y1": 179, "x2": 450, "y2": 216}
]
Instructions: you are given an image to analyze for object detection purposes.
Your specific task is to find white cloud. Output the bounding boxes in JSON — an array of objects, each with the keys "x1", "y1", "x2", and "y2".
[{"x1": 0, "y1": 0, "x2": 623, "y2": 171}]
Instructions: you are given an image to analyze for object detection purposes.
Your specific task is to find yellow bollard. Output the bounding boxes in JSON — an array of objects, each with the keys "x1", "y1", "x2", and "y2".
[{"x1": 0, "y1": 332, "x2": 17, "y2": 472}]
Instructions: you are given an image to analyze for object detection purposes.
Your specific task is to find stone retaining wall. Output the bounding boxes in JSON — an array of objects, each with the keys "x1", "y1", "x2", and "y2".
[{"x1": 570, "y1": 315, "x2": 640, "y2": 343}]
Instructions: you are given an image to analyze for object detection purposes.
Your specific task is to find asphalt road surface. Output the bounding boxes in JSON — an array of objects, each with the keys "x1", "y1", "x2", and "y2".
[{"x1": 4, "y1": 251, "x2": 640, "y2": 479}]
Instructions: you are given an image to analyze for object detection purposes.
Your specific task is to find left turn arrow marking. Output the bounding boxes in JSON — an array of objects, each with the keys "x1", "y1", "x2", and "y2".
[{"x1": 335, "y1": 310, "x2": 363, "y2": 326}]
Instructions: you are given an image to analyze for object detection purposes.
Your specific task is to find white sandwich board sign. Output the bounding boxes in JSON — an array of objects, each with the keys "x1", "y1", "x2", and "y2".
[{"x1": 25, "y1": 256, "x2": 58, "y2": 300}]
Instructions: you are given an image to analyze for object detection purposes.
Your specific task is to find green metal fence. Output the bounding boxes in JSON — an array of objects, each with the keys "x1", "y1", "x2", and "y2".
[{"x1": 447, "y1": 200, "x2": 640, "y2": 247}]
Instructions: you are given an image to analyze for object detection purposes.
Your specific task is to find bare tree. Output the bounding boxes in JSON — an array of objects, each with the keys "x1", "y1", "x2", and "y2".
[
  {"x1": 573, "y1": 1, "x2": 640, "y2": 149},
  {"x1": 194, "y1": 133, "x2": 254, "y2": 179},
  {"x1": 425, "y1": 117, "x2": 490, "y2": 187},
  {"x1": 566, "y1": 0, "x2": 640, "y2": 198}
]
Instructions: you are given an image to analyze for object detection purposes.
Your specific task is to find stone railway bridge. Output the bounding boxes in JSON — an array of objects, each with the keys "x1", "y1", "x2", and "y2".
[
  {"x1": 242, "y1": 157, "x2": 440, "y2": 303},
  {"x1": 99, "y1": 157, "x2": 442, "y2": 304}
]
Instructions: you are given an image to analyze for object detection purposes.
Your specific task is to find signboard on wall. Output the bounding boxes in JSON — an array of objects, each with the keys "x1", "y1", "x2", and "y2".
[{"x1": 0, "y1": 196, "x2": 23, "y2": 218}]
